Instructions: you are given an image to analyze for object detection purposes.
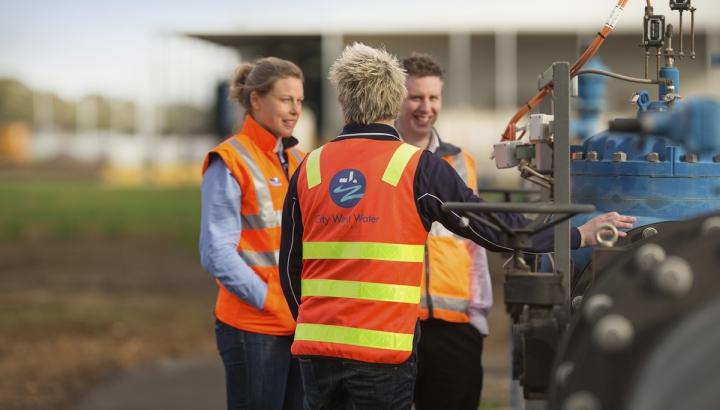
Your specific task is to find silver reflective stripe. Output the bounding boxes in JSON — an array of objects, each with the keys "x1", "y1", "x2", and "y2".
[
  {"x1": 229, "y1": 139, "x2": 279, "y2": 229},
  {"x1": 451, "y1": 153, "x2": 469, "y2": 185},
  {"x1": 238, "y1": 250, "x2": 279, "y2": 267},
  {"x1": 420, "y1": 295, "x2": 468, "y2": 313},
  {"x1": 288, "y1": 148, "x2": 303, "y2": 164},
  {"x1": 242, "y1": 210, "x2": 283, "y2": 231}
]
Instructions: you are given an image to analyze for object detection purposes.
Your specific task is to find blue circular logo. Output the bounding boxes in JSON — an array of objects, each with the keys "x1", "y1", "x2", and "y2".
[{"x1": 329, "y1": 169, "x2": 366, "y2": 208}]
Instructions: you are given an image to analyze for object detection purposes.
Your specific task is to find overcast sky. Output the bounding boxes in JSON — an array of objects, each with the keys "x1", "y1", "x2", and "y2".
[
  {"x1": 2, "y1": 0, "x2": 718, "y2": 103},
  {"x1": 0, "y1": 0, "x2": 246, "y2": 102}
]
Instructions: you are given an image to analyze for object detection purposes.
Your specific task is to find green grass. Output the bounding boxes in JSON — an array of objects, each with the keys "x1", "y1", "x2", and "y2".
[{"x1": 0, "y1": 178, "x2": 200, "y2": 250}]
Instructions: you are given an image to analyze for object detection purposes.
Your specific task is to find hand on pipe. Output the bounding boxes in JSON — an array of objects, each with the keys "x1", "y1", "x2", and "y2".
[{"x1": 578, "y1": 211, "x2": 637, "y2": 247}]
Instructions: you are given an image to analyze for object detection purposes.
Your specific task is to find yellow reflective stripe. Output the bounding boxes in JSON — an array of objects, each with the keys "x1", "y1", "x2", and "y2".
[
  {"x1": 306, "y1": 147, "x2": 323, "y2": 189},
  {"x1": 303, "y1": 242, "x2": 424, "y2": 262},
  {"x1": 302, "y1": 279, "x2": 420, "y2": 304},
  {"x1": 295, "y1": 323, "x2": 413, "y2": 351},
  {"x1": 381, "y1": 143, "x2": 419, "y2": 187}
]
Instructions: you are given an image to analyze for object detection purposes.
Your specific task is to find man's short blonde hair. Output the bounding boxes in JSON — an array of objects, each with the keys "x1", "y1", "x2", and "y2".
[{"x1": 329, "y1": 43, "x2": 407, "y2": 125}]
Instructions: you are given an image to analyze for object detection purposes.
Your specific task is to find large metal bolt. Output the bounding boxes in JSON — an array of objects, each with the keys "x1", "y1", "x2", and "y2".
[
  {"x1": 571, "y1": 295, "x2": 584, "y2": 311},
  {"x1": 685, "y1": 153, "x2": 698, "y2": 163},
  {"x1": 701, "y1": 216, "x2": 720, "y2": 236},
  {"x1": 555, "y1": 361, "x2": 575, "y2": 387},
  {"x1": 634, "y1": 243, "x2": 666, "y2": 271},
  {"x1": 653, "y1": 256, "x2": 693, "y2": 297},
  {"x1": 586, "y1": 151, "x2": 598, "y2": 161},
  {"x1": 645, "y1": 152, "x2": 660, "y2": 162},
  {"x1": 583, "y1": 294, "x2": 613, "y2": 323},
  {"x1": 562, "y1": 391, "x2": 602, "y2": 410},
  {"x1": 642, "y1": 226, "x2": 659, "y2": 238},
  {"x1": 593, "y1": 314, "x2": 634, "y2": 352},
  {"x1": 613, "y1": 151, "x2": 627, "y2": 162}
]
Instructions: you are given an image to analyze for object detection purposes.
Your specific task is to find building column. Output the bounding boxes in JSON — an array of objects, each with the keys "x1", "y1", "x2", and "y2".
[
  {"x1": 321, "y1": 33, "x2": 344, "y2": 141},
  {"x1": 32, "y1": 92, "x2": 54, "y2": 134},
  {"x1": 447, "y1": 32, "x2": 472, "y2": 107},
  {"x1": 494, "y1": 31, "x2": 518, "y2": 111},
  {"x1": 708, "y1": 31, "x2": 720, "y2": 99}
]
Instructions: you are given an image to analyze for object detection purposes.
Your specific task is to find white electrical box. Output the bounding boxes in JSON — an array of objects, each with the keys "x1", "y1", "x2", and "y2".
[
  {"x1": 529, "y1": 114, "x2": 554, "y2": 142},
  {"x1": 494, "y1": 141, "x2": 522, "y2": 169}
]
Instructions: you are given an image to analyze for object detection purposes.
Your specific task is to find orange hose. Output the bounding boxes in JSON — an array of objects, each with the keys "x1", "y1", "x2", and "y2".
[{"x1": 500, "y1": 0, "x2": 630, "y2": 141}]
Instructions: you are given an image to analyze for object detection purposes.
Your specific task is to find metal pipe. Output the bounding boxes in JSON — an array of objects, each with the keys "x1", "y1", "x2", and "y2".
[
  {"x1": 664, "y1": 24, "x2": 675, "y2": 68},
  {"x1": 690, "y1": 7, "x2": 696, "y2": 59},
  {"x1": 645, "y1": 50, "x2": 650, "y2": 79},
  {"x1": 576, "y1": 68, "x2": 666, "y2": 84},
  {"x1": 679, "y1": 10, "x2": 685, "y2": 59}
]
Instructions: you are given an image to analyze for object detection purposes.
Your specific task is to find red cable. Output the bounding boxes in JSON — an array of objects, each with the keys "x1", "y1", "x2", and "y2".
[{"x1": 501, "y1": 0, "x2": 630, "y2": 141}]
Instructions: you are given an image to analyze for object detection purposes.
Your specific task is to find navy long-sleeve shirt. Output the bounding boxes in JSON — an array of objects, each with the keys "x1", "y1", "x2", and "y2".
[{"x1": 279, "y1": 123, "x2": 581, "y2": 319}]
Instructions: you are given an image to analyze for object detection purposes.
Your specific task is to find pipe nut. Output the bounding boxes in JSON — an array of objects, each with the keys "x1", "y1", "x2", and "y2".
[
  {"x1": 562, "y1": 391, "x2": 602, "y2": 410},
  {"x1": 583, "y1": 294, "x2": 613, "y2": 323},
  {"x1": 634, "y1": 243, "x2": 666, "y2": 271},
  {"x1": 593, "y1": 314, "x2": 634, "y2": 352},
  {"x1": 653, "y1": 256, "x2": 693, "y2": 297},
  {"x1": 701, "y1": 216, "x2": 720, "y2": 236}
]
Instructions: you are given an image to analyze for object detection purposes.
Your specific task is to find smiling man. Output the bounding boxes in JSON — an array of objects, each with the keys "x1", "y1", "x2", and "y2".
[{"x1": 396, "y1": 52, "x2": 492, "y2": 410}]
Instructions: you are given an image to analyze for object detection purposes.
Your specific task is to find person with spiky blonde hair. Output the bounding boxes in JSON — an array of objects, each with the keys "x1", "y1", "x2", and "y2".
[
  {"x1": 329, "y1": 42, "x2": 407, "y2": 126},
  {"x1": 279, "y1": 43, "x2": 635, "y2": 409}
]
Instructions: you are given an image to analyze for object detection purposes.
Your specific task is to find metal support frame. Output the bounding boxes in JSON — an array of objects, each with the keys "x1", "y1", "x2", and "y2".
[
  {"x1": 522, "y1": 60, "x2": 571, "y2": 410},
  {"x1": 551, "y1": 62, "x2": 572, "y2": 304},
  {"x1": 535, "y1": 62, "x2": 572, "y2": 300}
]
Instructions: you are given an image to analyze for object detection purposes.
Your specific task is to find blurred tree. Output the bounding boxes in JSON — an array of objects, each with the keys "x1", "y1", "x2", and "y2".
[
  {"x1": 160, "y1": 103, "x2": 211, "y2": 135},
  {"x1": 111, "y1": 101, "x2": 138, "y2": 133},
  {"x1": 79, "y1": 95, "x2": 111, "y2": 130},
  {"x1": 54, "y1": 96, "x2": 76, "y2": 132},
  {"x1": 1, "y1": 77, "x2": 205, "y2": 135},
  {"x1": 0, "y1": 79, "x2": 33, "y2": 123}
]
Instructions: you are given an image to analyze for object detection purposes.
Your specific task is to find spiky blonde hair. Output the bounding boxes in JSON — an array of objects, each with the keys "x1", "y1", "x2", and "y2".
[{"x1": 329, "y1": 43, "x2": 407, "y2": 125}]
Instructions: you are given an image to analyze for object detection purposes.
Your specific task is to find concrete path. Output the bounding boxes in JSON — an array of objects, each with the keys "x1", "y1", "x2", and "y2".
[{"x1": 72, "y1": 356, "x2": 225, "y2": 410}]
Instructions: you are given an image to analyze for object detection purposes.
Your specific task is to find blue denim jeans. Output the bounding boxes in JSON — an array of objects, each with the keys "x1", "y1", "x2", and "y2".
[
  {"x1": 215, "y1": 319, "x2": 303, "y2": 410},
  {"x1": 297, "y1": 351, "x2": 417, "y2": 410}
]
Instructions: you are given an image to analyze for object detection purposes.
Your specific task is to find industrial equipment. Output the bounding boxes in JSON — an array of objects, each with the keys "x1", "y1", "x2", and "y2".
[{"x1": 451, "y1": 1, "x2": 719, "y2": 409}]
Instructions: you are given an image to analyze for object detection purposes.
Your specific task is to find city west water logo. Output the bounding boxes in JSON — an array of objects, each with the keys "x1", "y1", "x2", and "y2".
[{"x1": 329, "y1": 169, "x2": 366, "y2": 208}]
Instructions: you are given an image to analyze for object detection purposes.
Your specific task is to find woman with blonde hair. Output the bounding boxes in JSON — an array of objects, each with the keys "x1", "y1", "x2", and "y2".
[{"x1": 200, "y1": 56, "x2": 305, "y2": 410}]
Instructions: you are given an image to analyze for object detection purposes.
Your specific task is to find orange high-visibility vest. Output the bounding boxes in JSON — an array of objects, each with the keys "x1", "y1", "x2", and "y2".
[
  {"x1": 419, "y1": 149, "x2": 478, "y2": 323},
  {"x1": 292, "y1": 138, "x2": 428, "y2": 364},
  {"x1": 202, "y1": 115, "x2": 305, "y2": 336}
]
